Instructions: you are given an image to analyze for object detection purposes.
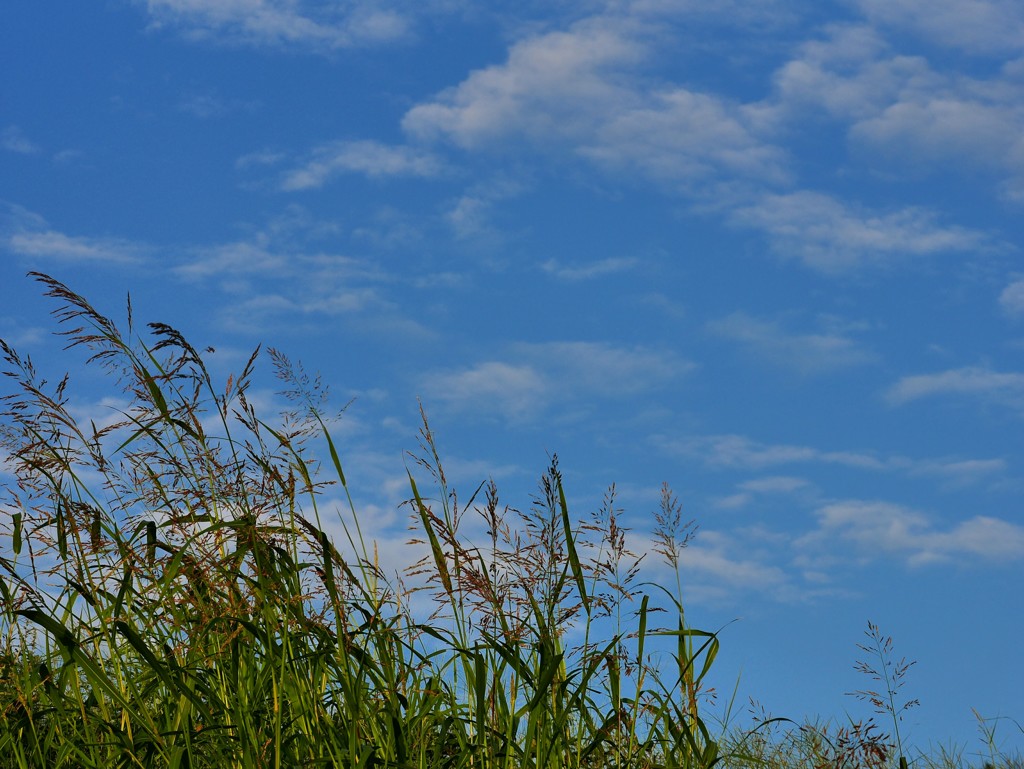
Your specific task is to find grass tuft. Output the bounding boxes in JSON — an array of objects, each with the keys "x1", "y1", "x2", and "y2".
[{"x1": 0, "y1": 274, "x2": 1019, "y2": 769}]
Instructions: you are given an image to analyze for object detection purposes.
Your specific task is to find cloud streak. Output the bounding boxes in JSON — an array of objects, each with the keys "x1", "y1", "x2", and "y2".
[
  {"x1": 281, "y1": 140, "x2": 443, "y2": 190},
  {"x1": 142, "y1": 0, "x2": 412, "y2": 50},
  {"x1": 730, "y1": 191, "x2": 989, "y2": 272},
  {"x1": 422, "y1": 342, "x2": 694, "y2": 422},
  {"x1": 885, "y1": 366, "x2": 1024, "y2": 412},
  {"x1": 3, "y1": 208, "x2": 145, "y2": 265},
  {"x1": 802, "y1": 500, "x2": 1024, "y2": 566},
  {"x1": 707, "y1": 311, "x2": 876, "y2": 373},
  {"x1": 658, "y1": 432, "x2": 1006, "y2": 486}
]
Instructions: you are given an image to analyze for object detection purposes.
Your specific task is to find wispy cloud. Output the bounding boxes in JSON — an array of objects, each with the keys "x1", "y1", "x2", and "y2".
[
  {"x1": 659, "y1": 433, "x2": 886, "y2": 470},
  {"x1": 0, "y1": 318, "x2": 44, "y2": 348},
  {"x1": 541, "y1": 257, "x2": 638, "y2": 281},
  {"x1": 800, "y1": 500, "x2": 1024, "y2": 566},
  {"x1": 142, "y1": 0, "x2": 411, "y2": 51},
  {"x1": 636, "y1": 526, "x2": 797, "y2": 603},
  {"x1": 163, "y1": 209, "x2": 432, "y2": 337},
  {"x1": 713, "y1": 475, "x2": 812, "y2": 510},
  {"x1": 1, "y1": 126, "x2": 40, "y2": 155},
  {"x1": 421, "y1": 362, "x2": 548, "y2": 422},
  {"x1": 999, "y1": 279, "x2": 1024, "y2": 318},
  {"x1": 741, "y1": 475, "x2": 811, "y2": 494},
  {"x1": 174, "y1": 239, "x2": 431, "y2": 337},
  {"x1": 855, "y1": 0, "x2": 1024, "y2": 54},
  {"x1": 281, "y1": 140, "x2": 443, "y2": 190},
  {"x1": 578, "y1": 88, "x2": 789, "y2": 188},
  {"x1": 730, "y1": 191, "x2": 989, "y2": 272},
  {"x1": 657, "y1": 432, "x2": 1006, "y2": 486},
  {"x1": 177, "y1": 90, "x2": 260, "y2": 119},
  {"x1": 885, "y1": 366, "x2": 1024, "y2": 412},
  {"x1": 3, "y1": 207, "x2": 145, "y2": 265},
  {"x1": 707, "y1": 311, "x2": 876, "y2": 374},
  {"x1": 422, "y1": 342, "x2": 694, "y2": 422},
  {"x1": 445, "y1": 175, "x2": 528, "y2": 241}
]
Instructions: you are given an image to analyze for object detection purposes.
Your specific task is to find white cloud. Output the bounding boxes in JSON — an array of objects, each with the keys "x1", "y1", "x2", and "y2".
[
  {"x1": 681, "y1": 531, "x2": 790, "y2": 589},
  {"x1": 1, "y1": 126, "x2": 40, "y2": 155},
  {"x1": 403, "y1": 17, "x2": 647, "y2": 149},
  {"x1": 707, "y1": 311, "x2": 876, "y2": 374},
  {"x1": 422, "y1": 341, "x2": 693, "y2": 422},
  {"x1": 730, "y1": 191, "x2": 988, "y2": 273},
  {"x1": 902, "y1": 457, "x2": 1007, "y2": 487},
  {"x1": 658, "y1": 433, "x2": 1005, "y2": 486},
  {"x1": 637, "y1": 527, "x2": 795, "y2": 603},
  {"x1": 445, "y1": 175, "x2": 528, "y2": 241},
  {"x1": 403, "y1": 16, "x2": 785, "y2": 189},
  {"x1": 578, "y1": 88, "x2": 789, "y2": 187},
  {"x1": 4, "y1": 205, "x2": 146, "y2": 266},
  {"x1": 175, "y1": 241, "x2": 294, "y2": 278},
  {"x1": 771, "y1": 24, "x2": 930, "y2": 122},
  {"x1": 1000, "y1": 279, "x2": 1024, "y2": 317},
  {"x1": 739, "y1": 475, "x2": 810, "y2": 493},
  {"x1": 658, "y1": 433, "x2": 886, "y2": 470},
  {"x1": 885, "y1": 366, "x2": 1024, "y2": 411},
  {"x1": 850, "y1": 95, "x2": 1024, "y2": 194},
  {"x1": 142, "y1": 0, "x2": 411, "y2": 50},
  {"x1": 8, "y1": 231, "x2": 135, "y2": 263},
  {"x1": 0, "y1": 318, "x2": 44, "y2": 348},
  {"x1": 281, "y1": 140, "x2": 443, "y2": 190},
  {"x1": 421, "y1": 362, "x2": 548, "y2": 422},
  {"x1": 541, "y1": 256, "x2": 638, "y2": 281},
  {"x1": 770, "y1": 23, "x2": 1024, "y2": 201},
  {"x1": 855, "y1": 0, "x2": 1024, "y2": 55},
  {"x1": 803, "y1": 500, "x2": 1024, "y2": 566}
]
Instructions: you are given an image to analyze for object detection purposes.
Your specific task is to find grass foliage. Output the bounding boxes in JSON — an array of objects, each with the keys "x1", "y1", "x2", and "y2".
[{"x1": 0, "y1": 274, "x2": 1019, "y2": 769}]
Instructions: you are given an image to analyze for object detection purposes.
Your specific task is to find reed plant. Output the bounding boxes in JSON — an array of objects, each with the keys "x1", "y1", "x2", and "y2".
[
  {"x1": 1, "y1": 274, "x2": 1020, "y2": 769},
  {"x1": 0, "y1": 273, "x2": 727, "y2": 768}
]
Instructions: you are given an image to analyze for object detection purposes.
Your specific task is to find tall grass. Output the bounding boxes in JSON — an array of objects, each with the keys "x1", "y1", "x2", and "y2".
[
  {"x1": 0, "y1": 274, "x2": 726, "y2": 768},
  {"x1": 0, "y1": 274, "x2": 1020, "y2": 769}
]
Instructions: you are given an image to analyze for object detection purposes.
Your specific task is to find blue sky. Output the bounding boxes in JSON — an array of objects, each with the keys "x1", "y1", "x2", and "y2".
[{"x1": 2, "y1": 0, "x2": 1023, "y2": 754}]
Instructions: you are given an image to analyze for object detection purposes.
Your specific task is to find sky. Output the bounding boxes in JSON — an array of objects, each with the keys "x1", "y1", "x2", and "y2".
[{"x1": 2, "y1": 0, "x2": 1024, "y2": 756}]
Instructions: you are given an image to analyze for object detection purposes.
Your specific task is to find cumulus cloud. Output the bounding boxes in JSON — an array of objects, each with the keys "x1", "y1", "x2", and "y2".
[
  {"x1": 850, "y1": 95, "x2": 1024, "y2": 193},
  {"x1": 281, "y1": 140, "x2": 443, "y2": 190},
  {"x1": 730, "y1": 191, "x2": 989, "y2": 272},
  {"x1": 421, "y1": 342, "x2": 693, "y2": 422},
  {"x1": 707, "y1": 311, "x2": 876, "y2": 374},
  {"x1": 802, "y1": 500, "x2": 1024, "y2": 566},
  {"x1": 403, "y1": 17, "x2": 647, "y2": 149},
  {"x1": 855, "y1": 0, "x2": 1024, "y2": 55},
  {"x1": 403, "y1": 16, "x2": 785, "y2": 190},
  {"x1": 577, "y1": 88, "x2": 789, "y2": 187},
  {"x1": 771, "y1": 25, "x2": 930, "y2": 122},
  {"x1": 141, "y1": 0, "x2": 411, "y2": 50},
  {"x1": 770, "y1": 22, "x2": 1024, "y2": 201}
]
